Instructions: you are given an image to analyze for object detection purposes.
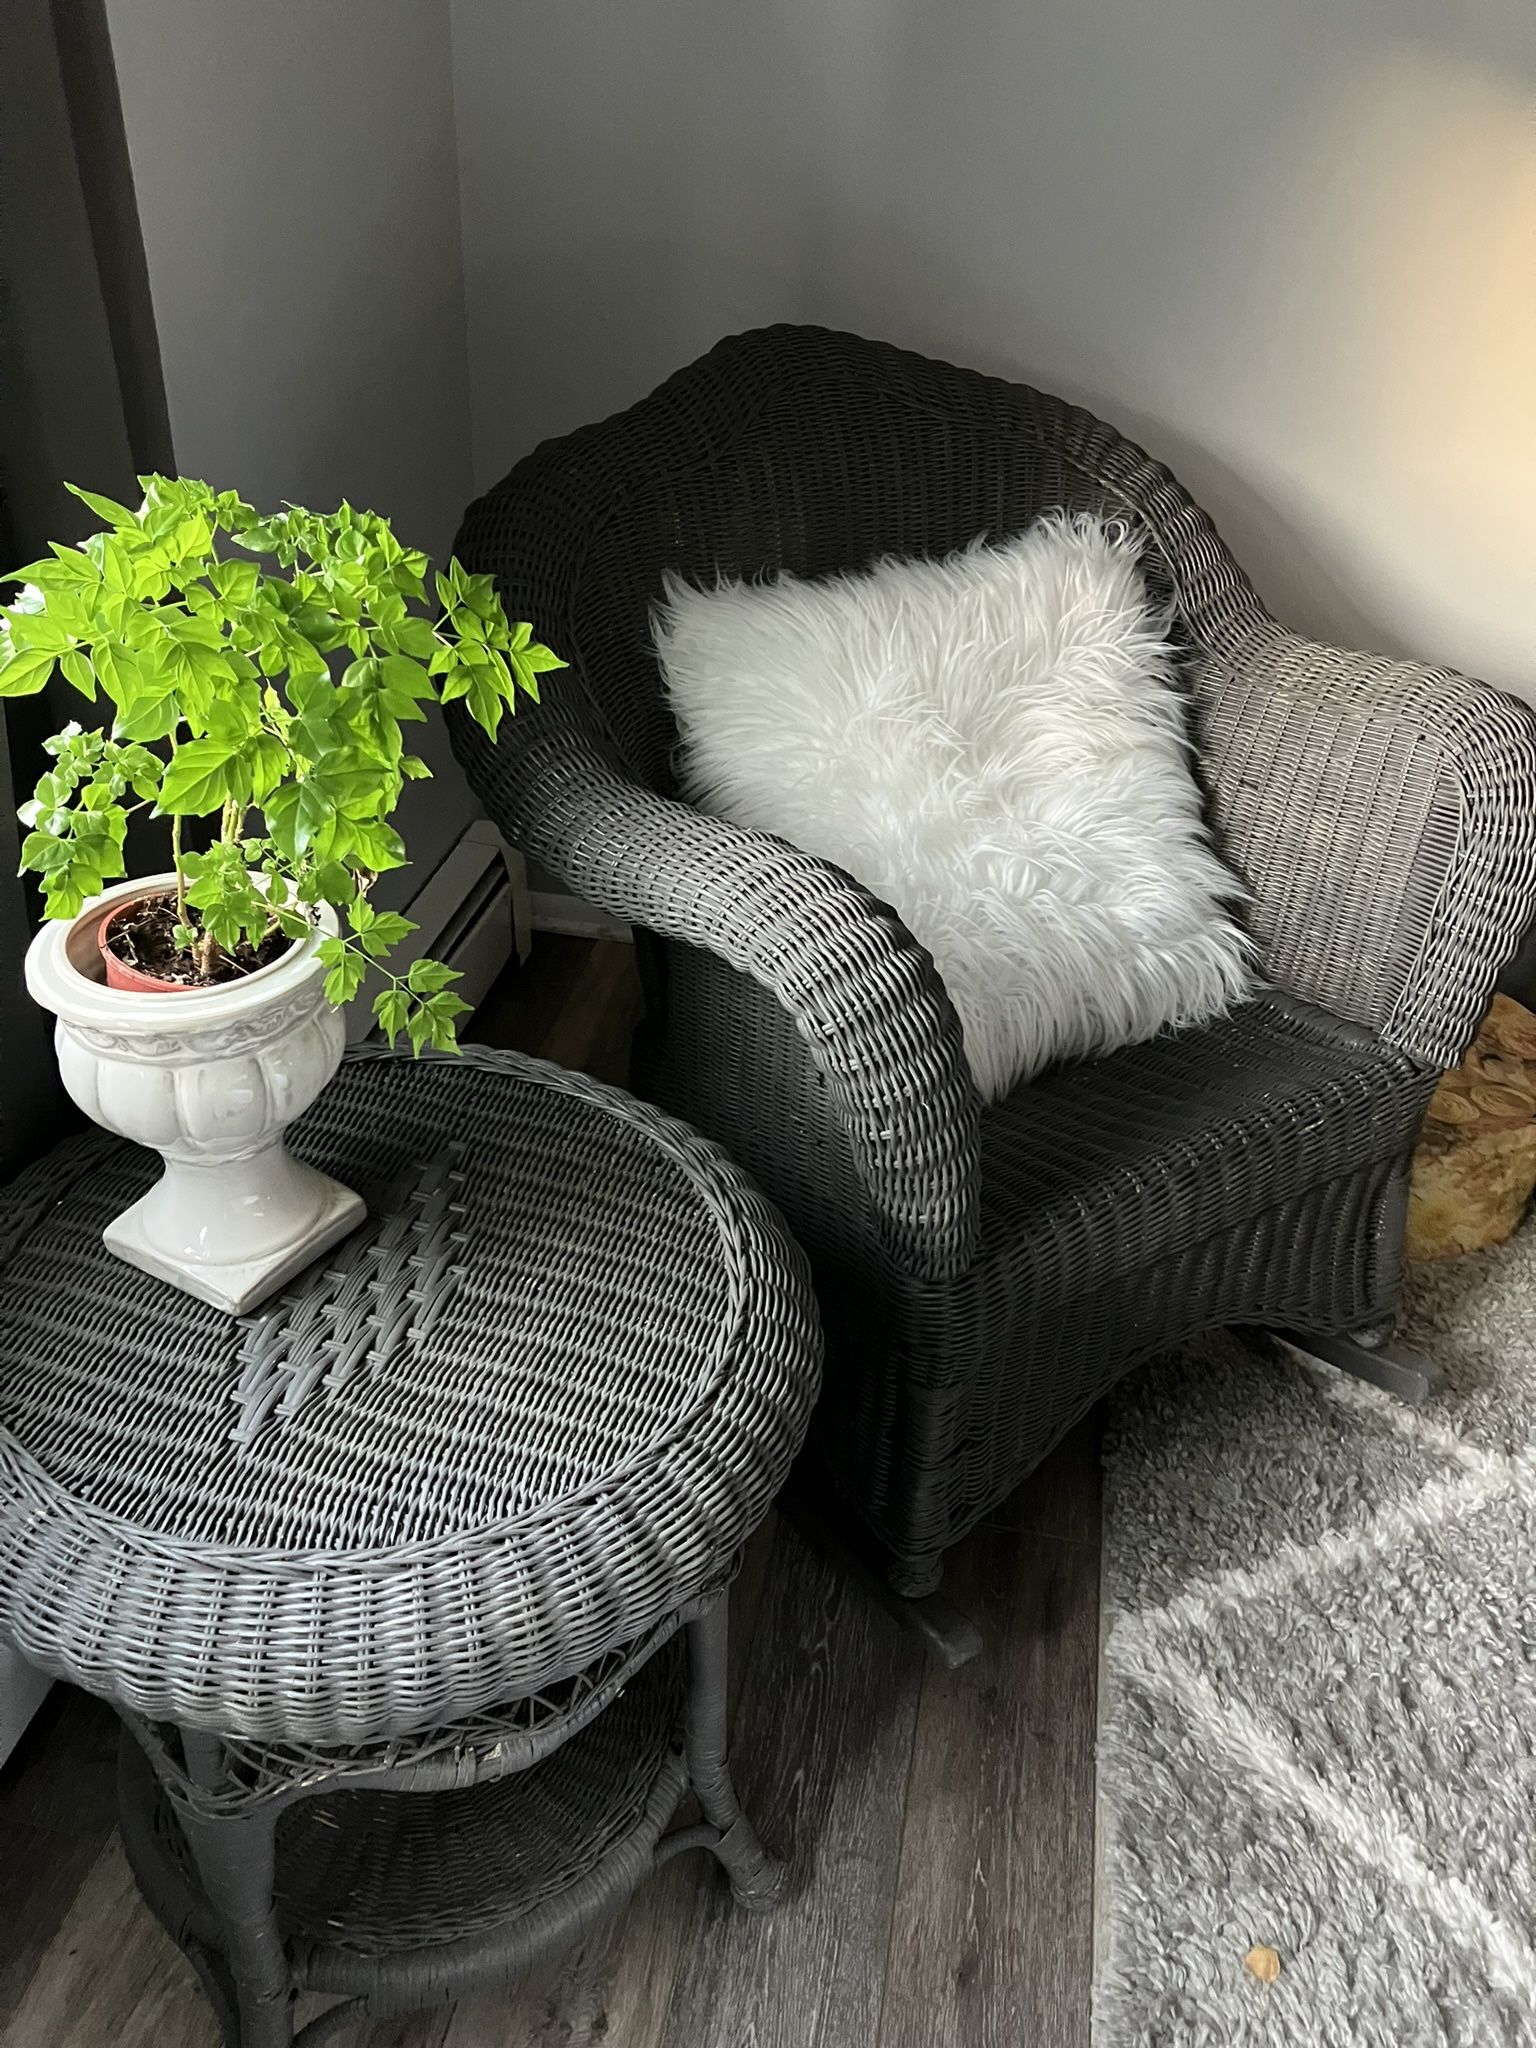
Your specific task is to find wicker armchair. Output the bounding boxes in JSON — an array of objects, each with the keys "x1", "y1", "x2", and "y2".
[{"x1": 450, "y1": 326, "x2": 1536, "y2": 1598}]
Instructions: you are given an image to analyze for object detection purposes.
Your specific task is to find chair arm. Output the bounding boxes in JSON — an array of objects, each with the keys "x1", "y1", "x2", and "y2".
[
  {"x1": 481, "y1": 726, "x2": 983, "y2": 1281},
  {"x1": 1194, "y1": 625, "x2": 1536, "y2": 1068}
]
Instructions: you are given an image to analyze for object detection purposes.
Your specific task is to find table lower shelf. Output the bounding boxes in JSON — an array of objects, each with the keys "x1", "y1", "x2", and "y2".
[{"x1": 120, "y1": 1637, "x2": 689, "y2": 2020}]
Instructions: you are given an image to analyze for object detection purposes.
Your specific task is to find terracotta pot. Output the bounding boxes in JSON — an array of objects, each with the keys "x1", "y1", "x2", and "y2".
[
  {"x1": 97, "y1": 890, "x2": 195, "y2": 994},
  {"x1": 26, "y1": 873, "x2": 364, "y2": 1315}
]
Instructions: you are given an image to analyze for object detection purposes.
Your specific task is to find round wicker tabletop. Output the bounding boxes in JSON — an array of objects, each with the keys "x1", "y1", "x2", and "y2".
[{"x1": 0, "y1": 1046, "x2": 821, "y2": 1745}]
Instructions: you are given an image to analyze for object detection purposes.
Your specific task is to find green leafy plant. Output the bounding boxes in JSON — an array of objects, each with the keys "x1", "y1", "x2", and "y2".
[{"x1": 0, "y1": 478, "x2": 563, "y2": 1052}]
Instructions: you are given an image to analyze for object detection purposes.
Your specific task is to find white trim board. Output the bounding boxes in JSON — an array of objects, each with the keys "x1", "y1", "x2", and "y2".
[
  {"x1": 529, "y1": 890, "x2": 632, "y2": 943},
  {"x1": 0, "y1": 1644, "x2": 50, "y2": 1768}
]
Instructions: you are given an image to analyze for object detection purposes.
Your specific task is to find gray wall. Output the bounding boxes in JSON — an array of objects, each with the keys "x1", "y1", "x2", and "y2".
[
  {"x1": 450, "y1": 0, "x2": 1536, "y2": 698},
  {"x1": 106, "y1": 0, "x2": 480, "y2": 875}
]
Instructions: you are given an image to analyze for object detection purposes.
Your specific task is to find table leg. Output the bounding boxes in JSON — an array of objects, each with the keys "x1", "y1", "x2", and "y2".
[
  {"x1": 683, "y1": 1593, "x2": 785, "y2": 1913},
  {"x1": 179, "y1": 1735, "x2": 295, "y2": 2048}
]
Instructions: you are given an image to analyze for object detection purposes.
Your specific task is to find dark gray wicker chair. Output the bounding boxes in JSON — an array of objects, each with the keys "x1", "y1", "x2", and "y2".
[{"x1": 450, "y1": 325, "x2": 1536, "y2": 1600}]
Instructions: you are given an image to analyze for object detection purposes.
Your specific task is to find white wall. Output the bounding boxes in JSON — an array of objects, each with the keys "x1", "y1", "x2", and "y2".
[
  {"x1": 107, "y1": 0, "x2": 480, "y2": 875},
  {"x1": 450, "y1": 0, "x2": 1535, "y2": 697}
]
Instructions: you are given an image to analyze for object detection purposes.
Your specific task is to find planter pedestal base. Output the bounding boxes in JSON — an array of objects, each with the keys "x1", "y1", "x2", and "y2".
[
  {"x1": 27, "y1": 876, "x2": 363, "y2": 1318},
  {"x1": 104, "y1": 1158, "x2": 366, "y2": 1316}
]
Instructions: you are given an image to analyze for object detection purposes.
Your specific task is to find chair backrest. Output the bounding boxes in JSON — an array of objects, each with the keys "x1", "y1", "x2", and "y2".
[
  {"x1": 454, "y1": 325, "x2": 1536, "y2": 1081},
  {"x1": 454, "y1": 325, "x2": 1261, "y2": 797}
]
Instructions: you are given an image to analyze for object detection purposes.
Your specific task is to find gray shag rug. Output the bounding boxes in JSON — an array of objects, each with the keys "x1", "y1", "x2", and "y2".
[{"x1": 1095, "y1": 1224, "x2": 1536, "y2": 2047}]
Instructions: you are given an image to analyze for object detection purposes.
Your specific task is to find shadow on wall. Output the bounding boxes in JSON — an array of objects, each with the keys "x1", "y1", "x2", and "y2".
[
  {"x1": 1182, "y1": 38, "x2": 1536, "y2": 688},
  {"x1": 799, "y1": 9, "x2": 1536, "y2": 687},
  {"x1": 455, "y1": 0, "x2": 1535, "y2": 697},
  {"x1": 820, "y1": 279, "x2": 1397, "y2": 663}
]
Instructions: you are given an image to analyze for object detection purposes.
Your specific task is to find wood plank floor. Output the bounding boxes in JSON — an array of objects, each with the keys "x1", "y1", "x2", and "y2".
[{"x1": 0, "y1": 936, "x2": 1102, "y2": 2048}]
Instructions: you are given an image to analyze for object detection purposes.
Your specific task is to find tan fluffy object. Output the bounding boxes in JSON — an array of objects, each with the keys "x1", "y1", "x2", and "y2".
[{"x1": 1407, "y1": 996, "x2": 1536, "y2": 1259}]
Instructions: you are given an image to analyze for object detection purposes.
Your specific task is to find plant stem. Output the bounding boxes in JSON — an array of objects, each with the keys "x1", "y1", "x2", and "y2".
[{"x1": 172, "y1": 815, "x2": 186, "y2": 926}]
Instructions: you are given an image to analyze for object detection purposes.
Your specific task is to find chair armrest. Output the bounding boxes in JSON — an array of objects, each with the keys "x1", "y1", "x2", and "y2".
[
  {"x1": 1194, "y1": 625, "x2": 1536, "y2": 1068},
  {"x1": 481, "y1": 726, "x2": 983, "y2": 1281}
]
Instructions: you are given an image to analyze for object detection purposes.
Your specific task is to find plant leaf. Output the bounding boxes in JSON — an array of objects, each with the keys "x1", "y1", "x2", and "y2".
[
  {"x1": 414, "y1": 988, "x2": 471, "y2": 1054},
  {"x1": 405, "y1": 956, "x2": 461, "y2": 996},
  {"x1": 157, "y1": 737, "x2": 241, "y2": 815},
  {"x1": 0, "y1": 644, "x2": 57, "y2": 696},
  {"x1": 348, "y1": 819, "x2": 406, "y2": 871},
  {"x1": 59, "y1": 649, "x2": 96, "y2": 698},
  {"x1": 389, "y1": 616, "x2": 439, "y2": 659},
  {"x1": 322, "y1": 944, "x2": 368, "y2": 1006},
  {"x1": 374, "y1": 985, "x2": 411, "y2": 1047},
  {"x1": 264, "y1": 777, "x2": 336, "y2": 859},
  {"x1": 355, "y1": 908, "x2": 415, "y2": 960},
  {"x1": 64, "y1": 484, "x2": 140, "y2": 531},
  {"x1": 114, "y1": 682, "x2": 182, "y2": 742}
]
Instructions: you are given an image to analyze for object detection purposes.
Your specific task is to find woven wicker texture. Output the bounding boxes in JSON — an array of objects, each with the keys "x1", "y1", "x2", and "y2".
[
  {"x1": 129, "y1": 1611, "x2": 688, "y2": 1817},
  {"x1": 448, "y1": 324, "x2": 1536, "y2": 1592},
  {"x1": 0, "y1": 1048, "x2": 820, "y2": 1739},
  {"x1": 119, "y1": 1592, "x2": 776, "y2": 2042},
  {"x1": 134, "y1": 1638, "x2": 685, "y2": 1961}
]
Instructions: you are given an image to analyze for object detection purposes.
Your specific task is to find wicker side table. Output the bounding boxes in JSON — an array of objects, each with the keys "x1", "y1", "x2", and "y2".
[{"x1": 0, "y1": 1048, "x2": 821, "y2": 2046}]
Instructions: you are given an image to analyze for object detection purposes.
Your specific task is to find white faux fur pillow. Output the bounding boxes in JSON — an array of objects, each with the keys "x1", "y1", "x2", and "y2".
[{"x1": 655, "y1": 514, "x2": 1251, "y2": 1101}]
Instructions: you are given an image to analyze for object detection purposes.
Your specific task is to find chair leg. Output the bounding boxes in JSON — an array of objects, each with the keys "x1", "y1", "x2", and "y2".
[
  {"x1": 884, "y1": 1583, "x2": 985, "y2": 1670},
  {"x1": 1279, "y1": 1326, "x2": 1444, "y2": 1405},
  {"x1": 777, "y1": 1488, "x2": 983, "y2": 1669}
]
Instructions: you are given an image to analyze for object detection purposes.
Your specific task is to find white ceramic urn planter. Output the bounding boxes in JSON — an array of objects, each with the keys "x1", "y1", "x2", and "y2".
[{"x1": 26, "y1": 875, "x2": 365, "y2": 1315}]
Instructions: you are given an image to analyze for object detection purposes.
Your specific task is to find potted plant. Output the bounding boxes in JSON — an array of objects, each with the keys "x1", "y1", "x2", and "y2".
[{"x1": 1, "y1": 477, "x2": 562, "y2": 1312}]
